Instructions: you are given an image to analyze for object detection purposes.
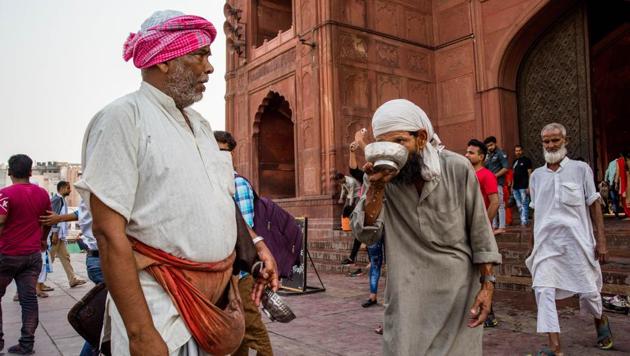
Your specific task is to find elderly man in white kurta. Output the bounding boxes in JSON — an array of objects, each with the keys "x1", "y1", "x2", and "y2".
[
  {"x1": 75, "y1": 10, "x2": 278, "y2": 356},
  {"x1": 352, "y1": 99, "x2": 502, "y2": 356},
  {"x1": 526, "y1": 122, "x2": 612, "y2": 355}
]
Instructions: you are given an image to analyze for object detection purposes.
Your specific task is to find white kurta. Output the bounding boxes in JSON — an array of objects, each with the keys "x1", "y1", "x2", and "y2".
[
  {"x1": 75, "y1": 82, "x2": 236, "y2": 354},
  {"x1": 526, "y1": 157, "x2": 602, "y2": 298}
]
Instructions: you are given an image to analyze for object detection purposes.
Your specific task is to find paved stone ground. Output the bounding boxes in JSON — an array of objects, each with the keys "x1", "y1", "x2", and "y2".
[{"x1": 1, "y1": 254, "x2": 628, "y2": 355}]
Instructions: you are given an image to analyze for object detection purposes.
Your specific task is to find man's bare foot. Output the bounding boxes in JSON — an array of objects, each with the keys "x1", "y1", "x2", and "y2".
[
  {"x1": 493, "y1": 228, "x2": 505, "y2": 235},
  {"x1": 39, "y1": 283, "x2": 54, "y2": 291},
  {"x1": 70, "y1": 279, "x2": 87, "y2": 288},
  {"x1": 374, "y1": 325, "x2": 383, "y2": 335}
]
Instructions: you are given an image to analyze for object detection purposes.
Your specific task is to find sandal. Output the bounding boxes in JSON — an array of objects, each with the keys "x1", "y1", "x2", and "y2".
[
  {"x1": 374, "y1": 325, "x2": 383, "y2": 335},
  {"x1": 536, "y1": 348, "x2": 556, "y2": 356},
  {"x1": 40, "y1": 284, "x2": 54, "y2": 292},
  {"x1": 596, "y1": 315, "x2": 614, "y2": 350},
  {"x1": 36, "y1": 291, "x2": 49, "y2": 298},
  {"x1": 362, "y1": 298, "x2": 377, "y2": 308}
]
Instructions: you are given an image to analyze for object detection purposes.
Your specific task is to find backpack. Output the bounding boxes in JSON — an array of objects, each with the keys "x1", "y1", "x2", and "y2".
[{"x1": 235, "y1": 174, "x2": 303, "y2": 278}]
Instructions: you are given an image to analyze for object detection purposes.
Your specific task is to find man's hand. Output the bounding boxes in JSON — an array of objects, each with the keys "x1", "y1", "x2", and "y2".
[
  {"x1": 251, "y1": 241, "x2": 279, "y2": 306},
  {"x1": 354, "y1": 128, "x2": 367, "y2": 150},
  {"x1": 468, "y1": 283, "x2": 494, "y2": 328},
  {"x1": 40, "y1": 239, "x2": 48, "y2": 252},
  {"x1": 51, "y1": 233, "x2": 59, "y2": 245},
  {"x1": 363, "y1": 162, "x2": 398, "y2": 188},
  {"x1": 589, "y1": 200, "x2": 607, "y2": 264},
  {"x1": 39, "y1": 211, "x2": 62, "y2": 226},
  {"x1": 129, "y1": 327, "x2": 168, "y2": 356},
  {"x1": 596, "y1": 245, "x2": 608, "y2": 264}
]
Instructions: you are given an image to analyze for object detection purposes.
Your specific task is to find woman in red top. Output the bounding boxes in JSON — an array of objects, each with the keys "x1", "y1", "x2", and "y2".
[{"x1": 617, "y1": 154, "x2": 630, "y2": 217}]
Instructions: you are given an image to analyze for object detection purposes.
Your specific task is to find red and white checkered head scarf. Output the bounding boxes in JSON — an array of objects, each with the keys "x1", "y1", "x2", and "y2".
[{"x1": 123, "y1": 10, "x2": 217, "y2": 69}]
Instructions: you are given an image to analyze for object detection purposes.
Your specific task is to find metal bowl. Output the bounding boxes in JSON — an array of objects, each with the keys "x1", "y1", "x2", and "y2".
[
  {"x1": 261, "y1": 288, "x2": 296, "y2": 323},
  {"x1": 364, "y1": 142, "x2": 409, "y2": 172}
]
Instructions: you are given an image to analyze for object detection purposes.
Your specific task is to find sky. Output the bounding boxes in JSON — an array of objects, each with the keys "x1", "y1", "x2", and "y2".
[{"x1": 0, "y1": 0, "x2": 227, "y2": 164}]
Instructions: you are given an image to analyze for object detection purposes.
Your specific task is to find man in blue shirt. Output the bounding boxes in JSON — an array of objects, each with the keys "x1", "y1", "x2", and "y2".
[
  {"x1": 214, "y1": 130, "x2": 273, "y2": 356},
  {"x1": 49, "y1": 182, "x2": 86, "y2": 288},
  {"x1": 41, "y1": 198, "x2": 102, "y2": 356},
  {"x1": 484, "y1": 137, "x2": 509, "y2": 234}
]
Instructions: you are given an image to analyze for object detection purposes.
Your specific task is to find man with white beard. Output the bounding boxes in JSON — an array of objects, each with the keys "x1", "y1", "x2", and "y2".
[{"x1": 526, "y1": 123, "x2": 612, "y2": 355}]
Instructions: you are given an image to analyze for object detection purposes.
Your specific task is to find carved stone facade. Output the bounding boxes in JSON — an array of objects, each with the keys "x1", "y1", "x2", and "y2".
[
  {"x1": 224, "y1": 0, "x2": 627, "y2": 225},
  {"x1": 517, "y1": 6, "x2": 591, "y2": 167}
]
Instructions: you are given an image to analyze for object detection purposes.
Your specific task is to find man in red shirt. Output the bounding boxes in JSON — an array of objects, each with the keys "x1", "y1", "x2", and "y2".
[
  {"x1": 0, "y1": 154, "x2": 52, "y2": 354},
  {"x1": 466, "y1": 139, "x2": 499, "y2": 222},
  {"x1": 465, "y1": 139, "x2": 500, "y2": 328}
]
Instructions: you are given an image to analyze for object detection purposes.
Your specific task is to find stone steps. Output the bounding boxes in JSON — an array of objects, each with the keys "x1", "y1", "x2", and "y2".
[{"x1": 306, "y1": 221, "x2": 630, "y2": 295}]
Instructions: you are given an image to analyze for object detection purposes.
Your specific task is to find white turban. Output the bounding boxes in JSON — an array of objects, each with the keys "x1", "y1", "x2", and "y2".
[{"x1": 371, "y1": 99, "x2": 444, "y2": 181}]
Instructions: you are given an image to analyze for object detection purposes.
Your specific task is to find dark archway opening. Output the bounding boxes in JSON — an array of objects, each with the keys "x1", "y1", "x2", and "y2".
[
  {"x1": 588, "y1": 0, "x2": 630, "y2": 175},
  {"x1": 254, "y1": 0, "x2": 293, "y2": 47},
  {"x1": 257, "y1": 92, "x2": 295, "y2": 199}
]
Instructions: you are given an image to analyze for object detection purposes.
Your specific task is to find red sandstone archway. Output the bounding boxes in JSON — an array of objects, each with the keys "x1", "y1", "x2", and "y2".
[
  {"x1": 497, "y1": 0, "x2": 630, "y2": 175},
  {"x1": 495, "y1": 0, "x2": 577, "y2": 154},
  {"x1": 253, "y1": 91, "x2": 296, "y2": 199}
]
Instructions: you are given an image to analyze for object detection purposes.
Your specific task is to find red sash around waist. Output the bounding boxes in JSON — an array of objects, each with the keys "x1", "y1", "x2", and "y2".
[{"x1": 129, "y1": 237, "x2": 245, "y2": 355}]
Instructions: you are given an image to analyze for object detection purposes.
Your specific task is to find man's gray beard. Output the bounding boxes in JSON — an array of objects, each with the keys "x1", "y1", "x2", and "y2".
[
  {"x1": 165, "y1": 60, "x2": 203, "y2": 108},
  {"x1": 543, "y1": 145, "x2": 567, "y2": 164}
]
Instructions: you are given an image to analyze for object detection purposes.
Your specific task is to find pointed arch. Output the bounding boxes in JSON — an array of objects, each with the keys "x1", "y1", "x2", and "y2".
[{"x1": 252, "y1": 91, "x2": 296, "y2": 198}]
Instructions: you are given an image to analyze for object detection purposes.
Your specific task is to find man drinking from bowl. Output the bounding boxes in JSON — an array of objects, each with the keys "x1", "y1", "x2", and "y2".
[{"x1": 351, "y1": 99, "x2": 502, "y2": 356}]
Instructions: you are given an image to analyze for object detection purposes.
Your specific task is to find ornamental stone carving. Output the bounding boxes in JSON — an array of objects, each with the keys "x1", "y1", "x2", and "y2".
[
  {"x1": 341, "y1": 67, "x2": 370, "y2": 111},
  {"x1": 407, "y1": 52, "x2": 429, "y2": 76},
  {"x1": 375, "y1": 41, "x2": 399, "y2": 67},
  {"x1": 517, "y1": 7, "x2": 591, "y2": 167},
  {"x1": 339, "y1": 32, "x2": 368, "y2": 62},
  {"x1": 377, "y1": 74, "x2": 402, "y2": 105},
  {"x1": 374, "y1": 1, "x2": 399, "y2": 36}
]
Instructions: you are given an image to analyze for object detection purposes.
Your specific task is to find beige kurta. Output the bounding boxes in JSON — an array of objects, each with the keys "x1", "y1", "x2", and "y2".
[{"x1": 351, "y1": 150, "x2": 502, "y2": 356}]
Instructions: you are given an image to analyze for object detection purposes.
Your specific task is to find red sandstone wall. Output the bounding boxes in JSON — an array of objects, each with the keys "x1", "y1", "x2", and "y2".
[
  {"x1": 331, "y1": 25, "x2": 435, "y2": 169},
  {"x1": 432, "y1": 0, "x2": 553, "y2": 153},
  {"x1": 224, "y1": 0, "x2": 564, "y2": 220}
]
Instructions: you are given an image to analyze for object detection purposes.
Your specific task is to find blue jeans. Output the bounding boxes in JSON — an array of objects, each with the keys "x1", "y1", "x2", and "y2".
[
  {"x1": 367, "y1": 240, "x2": 384, "y2": 294},
  {"x1": 610, "y1": 189, "x2": 620, "y2": 216},
  {"x1": 79, "y1": 255, "x2": 103, "y2": 356},
  {"x1": 85, "y1": 256, "x2": 104, "y2": 284},
  {"x1": 512, "y1": 189, "x2": 530, "y2": 225}
]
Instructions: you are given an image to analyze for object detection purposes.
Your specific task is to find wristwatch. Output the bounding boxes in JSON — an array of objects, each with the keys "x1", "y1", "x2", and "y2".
[{"x1": 479, "y1": 275, "x2": 496, "y2": 284}]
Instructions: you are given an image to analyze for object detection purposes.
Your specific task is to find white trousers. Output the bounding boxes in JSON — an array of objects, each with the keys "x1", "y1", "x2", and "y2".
[
  {"x1": 492, "y1": 185, "x2": 506, "y2": 229},
  {"x1": 534, "y1": 287, "x2": 602, "y2": 333},
  {"x1": 37, "y1": 252, "x2": 47, "y2": 283}
]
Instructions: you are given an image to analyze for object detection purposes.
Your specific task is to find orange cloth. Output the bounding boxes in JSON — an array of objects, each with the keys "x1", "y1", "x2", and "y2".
[
  {"x1": 341, "y1": 216, "x2": 352, "y2": 231},
  {"x1": 129, "y1": 237, "x2": 245, "y2": 355}
]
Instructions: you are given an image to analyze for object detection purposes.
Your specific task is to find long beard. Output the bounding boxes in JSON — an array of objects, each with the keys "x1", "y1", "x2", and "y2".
[
  {"x1": 543, "y1": 145, "x2": 567, "y2": 164},
  {"x1": 392, "y1": 152, "x2": 423, "y2": 185},
  {"x1": 165, "y1": 60, "x2": 204, "y2": 108}
]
